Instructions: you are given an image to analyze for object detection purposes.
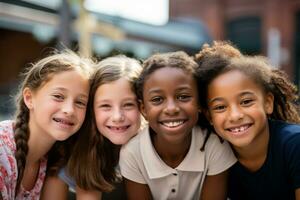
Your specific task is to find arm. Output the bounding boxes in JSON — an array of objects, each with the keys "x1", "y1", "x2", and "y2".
[
  {"x1": 76, "y1": 186, "x2": 102, "y2": 200},
  {"x1": 40, "y1": 176, "x2": 69, "y2": 200},
  {"x1": 124, "y1": 178, "x2": 152, "y2": 200},
  {"x1": 296, "y1": 188, "x2": 300, "y2": 200},
  {"x1": 200, "y1": 170, "x2": 229, "y2": 200}
]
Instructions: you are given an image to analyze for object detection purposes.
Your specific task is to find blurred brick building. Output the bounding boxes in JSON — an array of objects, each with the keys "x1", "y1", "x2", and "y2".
[
  {"x1": 0, "y1": 0, "x2": 299, "y2": 118},
  {"x1": 170, "y1": 0, "x2": 300, "y2": 88}
]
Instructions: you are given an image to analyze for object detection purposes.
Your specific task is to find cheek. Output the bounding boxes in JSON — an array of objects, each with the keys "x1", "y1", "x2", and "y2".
[
  {"x1": 94, "y1": 110, "x2": 107, "y2": 129},
  {"x1": 127, "y1": 110, "x2": 141, "y2": 124},
  {"x1": 77, "y1": 108, "x2": 87, "y2": 122},
  {"x1": 210, "y1": 113, "x2": 225, "y2": 127}
]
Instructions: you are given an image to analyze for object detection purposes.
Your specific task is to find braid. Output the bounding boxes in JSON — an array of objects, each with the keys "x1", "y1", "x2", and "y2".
[
  {"x1": 270, "y1": 69, "x2": 300, "y2": 123},
  {"x1": 11, "y1": 49, "x2": 94, "y2": 195},
  {"x1": 14, "y1": 101, "x2": 30, "y2": 193}
]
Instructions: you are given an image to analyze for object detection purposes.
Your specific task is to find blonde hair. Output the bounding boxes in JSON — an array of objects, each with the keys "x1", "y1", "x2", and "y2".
[{"x1": 67, "y1": 55, "x2": 143, "y2": 192}]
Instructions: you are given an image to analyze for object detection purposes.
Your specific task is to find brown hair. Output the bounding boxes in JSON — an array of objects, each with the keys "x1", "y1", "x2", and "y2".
[
  {"x1": 14, "y1": 49, "x2": 93, "y2": 194},
  {"x1": 195, "y1": 41, "x2": 300, "y2": 125},
  {"x1": 66, "y1": 55, "x2": 142, "y2": 192},
  {"x1": 135, "y1": 51, "x2": 198, "y2": 101}
]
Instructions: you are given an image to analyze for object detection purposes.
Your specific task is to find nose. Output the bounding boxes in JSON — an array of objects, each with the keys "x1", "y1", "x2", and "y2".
[
  {"x1": 228, "y1": 105, "x2": 244, "y2": 122},
  {"x1": 112, "y1": 107, "x2": 125, "y2": 122},
  {"x1": 62, "y1": 100, "x2": 75, "y2": 115},
  {"x1": 164, "y1": 99, "x2": 180, "y2": 115}
]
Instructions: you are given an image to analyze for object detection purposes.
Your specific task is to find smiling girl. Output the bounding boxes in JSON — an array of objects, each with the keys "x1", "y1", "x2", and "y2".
[
  {"x1": 0, "y1": 50, "x2": 93, "y2": 200},
  {"x1": 41, "y1": 55, "x2": 143, "y2": 200},
  {"x1": 119, "y1": 51, "x2": 236, "y2": 200},
  {"x1": 195, "y1": 41, "x2": 300, "y2": 200}
]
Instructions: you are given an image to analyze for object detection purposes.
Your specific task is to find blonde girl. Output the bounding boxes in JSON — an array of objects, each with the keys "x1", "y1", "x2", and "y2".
[
  {"x1": 41, "y1": 55, "x2": 143, "y2": 199},
  {"x1": 0, "y1": 50, "x2": 93, "y2": 200}
]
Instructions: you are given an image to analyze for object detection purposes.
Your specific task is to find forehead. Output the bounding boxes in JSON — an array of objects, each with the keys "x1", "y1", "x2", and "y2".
[
  {"x1": 208, "y1": 70, "x2": 263, "y2": 97},
  {"x1": 95, "y1": 78, "x2": 136, "y2": 99},
  {"x1": 37, "y1": 69, "x2": 90, "y2": 95},
  {"x1": 147, "y1": 66, "x2": 193, "y2": 81},
  {"x1": 144, "y1": 67, "x2": 197, "y2": 91}
]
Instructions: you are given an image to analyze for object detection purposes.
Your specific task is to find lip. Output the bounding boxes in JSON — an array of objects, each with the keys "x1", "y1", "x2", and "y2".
[
  {"x1": 225, "y1": 123, "x2": 252, "y2": 136},
  {"x1": 106, "y1": 125, "x2": 131, "y2": 133},
  {"x1": 159, "y1": 119, "x2": 187, "y2": 128},
  {"x1": 53, "y1": 117, "x2": 74, "y2": 128}
]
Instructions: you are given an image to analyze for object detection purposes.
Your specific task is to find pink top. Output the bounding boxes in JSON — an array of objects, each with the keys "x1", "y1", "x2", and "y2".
[{"x1": 0, "y1": 120, "x2": 47, "y2": 200}]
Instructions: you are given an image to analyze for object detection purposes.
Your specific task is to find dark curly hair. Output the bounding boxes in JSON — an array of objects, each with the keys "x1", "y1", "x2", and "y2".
[{"x1": 195, "y1": 41, "x2": 300, "y2": 125}]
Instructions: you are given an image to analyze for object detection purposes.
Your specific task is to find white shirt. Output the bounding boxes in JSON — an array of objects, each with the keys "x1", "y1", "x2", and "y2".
[{"x1": 119, "y1": 126, "x2": 237, "y2": 200}]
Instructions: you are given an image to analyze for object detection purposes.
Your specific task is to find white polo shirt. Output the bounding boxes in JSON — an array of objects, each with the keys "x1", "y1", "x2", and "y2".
[{"x1": 119, "y1": 126, "x2": 236, "y2": 200}]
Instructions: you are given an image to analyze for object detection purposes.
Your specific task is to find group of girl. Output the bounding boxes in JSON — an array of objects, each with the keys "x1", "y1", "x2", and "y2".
[{"x1": 0, "y1": 41, "x2": 299, "y2": 200}]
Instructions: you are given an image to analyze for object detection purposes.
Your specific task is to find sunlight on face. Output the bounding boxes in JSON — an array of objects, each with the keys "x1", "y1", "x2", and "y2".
[{"x1": 93, "y1": 78, "x2": 141, "y2": 145}]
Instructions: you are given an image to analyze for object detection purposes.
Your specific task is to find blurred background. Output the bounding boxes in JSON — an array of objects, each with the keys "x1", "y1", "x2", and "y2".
[{"x1": 0, "y1": 0, "x2": 299, "y2": 119}]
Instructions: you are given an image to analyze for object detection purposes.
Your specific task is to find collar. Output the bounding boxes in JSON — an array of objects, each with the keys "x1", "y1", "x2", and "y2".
[{"x1": 140, "y1": 126, "x2": 205, "y2": 179}]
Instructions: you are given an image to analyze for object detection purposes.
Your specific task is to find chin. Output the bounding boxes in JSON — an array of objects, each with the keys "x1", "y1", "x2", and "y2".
[{"x1": 109, "y1": 138, "x2": 125, "y2": 145}]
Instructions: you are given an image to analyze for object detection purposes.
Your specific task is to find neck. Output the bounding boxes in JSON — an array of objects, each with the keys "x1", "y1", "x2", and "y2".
[
  {"x1": 26, "y1": 120, "x2": 56, "y2": 164},
  {"x1": 234, "y1": 127, "x2": 270, "y2": 172},
  {"x1": 151, "y1": 129, "x2": 192, "y2": 168}
]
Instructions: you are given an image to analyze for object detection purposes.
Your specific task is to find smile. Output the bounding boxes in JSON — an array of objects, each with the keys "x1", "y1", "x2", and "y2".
[
  {"x1": 161, "y1": 120, "x2": 185, "y2": 128},
  {"x1": 227, "y1": 124, "x2": 251, "y2": 135},
  {"x1": 53, "y1": 118, "x2": 74, "y2": 126},
  {"x1": 107, "y1": 125, "x2": 130, "y2": 132}
]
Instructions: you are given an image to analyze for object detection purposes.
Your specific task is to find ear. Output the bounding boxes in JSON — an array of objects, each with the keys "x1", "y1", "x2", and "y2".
[
  {"x1": 139, "y1": 100, "x2": 147, "y2": 120},
  {"x1": 23, "y1": 87, "x2": 34, "y2": 110},
  {"x1": 264, "y1": 92, "x2": 274, "y2": 115}
]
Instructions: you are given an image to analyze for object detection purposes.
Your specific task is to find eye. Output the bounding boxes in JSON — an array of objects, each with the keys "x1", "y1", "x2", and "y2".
[
  {"x1": 75, "y1": 100, "x2": 87, "y2": 108},
  {"x1": 150, "y1": 96, "x2": 163, "y2": 105},
  {"x1": 52, "y1": 94, "x2": 64, "y2": 101},
  {"x1": 177, "y1": 94, "x2": 191, "y2": 101},
  {"x1": 98, "y1": 104, "x2": 111, "y2": 110},
  {"x1": 123, "y1": 102, "x2": 137, "y2": 109},
  {"x1": 211, "y1": 104, "x2": 226, "y2": 112},
  {"x1": 241, "y1": 99, "x2": 254, "y2": 106}
]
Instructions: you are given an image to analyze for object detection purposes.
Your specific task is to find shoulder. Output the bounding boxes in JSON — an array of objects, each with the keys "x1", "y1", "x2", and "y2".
[
  {"x1": 0, "y1": 120, "x2": 16, "y2": 152},
  {"x1": 0, "y1": 120, "x2": 14, "y2": 136},
  {"x1": 120, "y1": 127, "x2": 149, "y2": 157},
  {"x1": 270, "y1": 120, "x2": 300, "y2": 145},
  {"x1": 270, "y1": 120, "x2": 300, "y2": 165},
  {"x1": 193, "y1": 126, "x2": 236, "y2": 175},
  {"x1": 193, "y1": 126, "x2": 235, "y2": 155},
  {"x1": 193, "y1": 126, "x2": 228, "y2": 150},
  {"x1": 0, "y1": 121, "x2": 18, "y2": 199}
]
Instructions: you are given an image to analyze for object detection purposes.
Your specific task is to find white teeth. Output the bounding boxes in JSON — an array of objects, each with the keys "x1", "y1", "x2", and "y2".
[
  {"x1": 162, "y1": 121, "x2": 184, "y2": 128},
  {"x1": 229, "y1": 125, "x2": 248, "y2": 133},
  {"x1": 108, "y1": 126, "x2": 129, "y2": 131},
  {"x1": 54, "y1": 118, "x2": 73, "y2": 125}
]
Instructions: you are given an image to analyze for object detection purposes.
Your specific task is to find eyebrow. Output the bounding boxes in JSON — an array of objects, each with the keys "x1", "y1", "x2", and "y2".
[
  {"x1": 208, "y1": 97, "x2": 223, "y2": 104},
  {"x1": 147, "y1": 85, "x2": 192, "y2": 94},
  {"x1": 209, "y1": 91, "x2": 255, "y2": 104},
  {"x1": 96, "y1": 96, "x2": 137, "y2": 103},
  {"x1": 238, "y1": 91, "x2": 255, "y2": 98},
  {"x1": 53, "y1": 87, "x2": 88, "y2": 99}
]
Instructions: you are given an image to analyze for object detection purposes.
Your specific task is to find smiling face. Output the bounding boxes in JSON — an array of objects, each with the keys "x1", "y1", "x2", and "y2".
[
  {"x1": 206, "y1": 70, "x2": 274, "y2": 149},
  {"x1": 24, "y1": 69, "x2": 90, "y2": 142},
  {"x1": 93, "y1": 77, "x2": 141, "y2": 145},
  {"x1": 140, "y1": 67, "x2": 199, "y2": 144}
]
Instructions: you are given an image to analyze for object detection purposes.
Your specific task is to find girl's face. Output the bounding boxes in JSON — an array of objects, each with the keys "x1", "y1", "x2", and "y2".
[
  {"x1": 94, "y1": 77, "x2": 141, "y2": 145},
  {"x1": 24, "y1": 70, "x2": 90, "y2": 142},
  {"x1": 206, "y1": 70, "x2": 274, "y2": 150},
  {"x1": 140, "y1": 67, "x2": 199, "y2": 144}
]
